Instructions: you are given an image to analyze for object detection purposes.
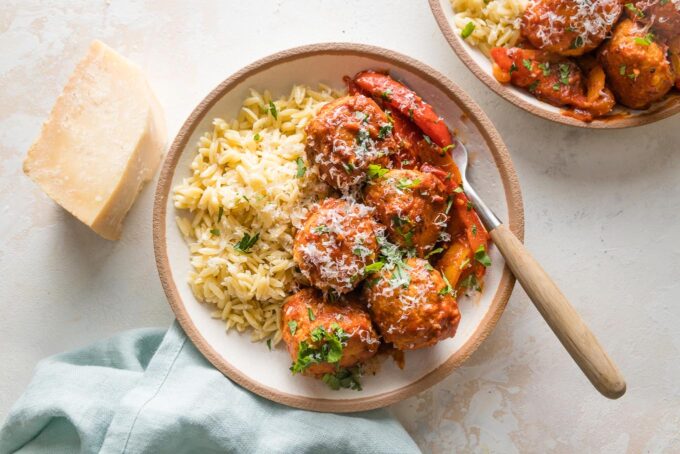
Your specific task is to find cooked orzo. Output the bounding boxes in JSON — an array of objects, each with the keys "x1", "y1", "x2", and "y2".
[{"x1": 172, "y1": 84, "x2": 339, "y2": 345}]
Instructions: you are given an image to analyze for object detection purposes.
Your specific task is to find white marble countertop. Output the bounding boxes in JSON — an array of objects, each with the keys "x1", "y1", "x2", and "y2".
[{"x1": 1, "y1": 1, "x2": 679, "y2": 452}]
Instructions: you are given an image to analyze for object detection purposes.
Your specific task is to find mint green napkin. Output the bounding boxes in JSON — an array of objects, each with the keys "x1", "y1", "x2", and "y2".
[{"x1": 0, "y1": 322, "x2": 420, "y2": 453}]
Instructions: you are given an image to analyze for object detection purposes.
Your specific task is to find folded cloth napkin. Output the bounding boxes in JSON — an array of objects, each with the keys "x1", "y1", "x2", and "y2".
[{"x1": 0, "y1": 321, "x2": 420, "y2": 454}]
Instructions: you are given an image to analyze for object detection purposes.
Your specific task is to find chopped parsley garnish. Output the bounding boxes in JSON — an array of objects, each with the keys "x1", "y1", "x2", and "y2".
[
  {"x1": 313, "y1": 224, "x2": 329, "y2": 234},
  {"x1": 538, "y1": 62, "x2": 550, "y2": 76},
  {"x1": 210, "y1": 228, "x2": 221, "y2": 236},
  {"x1": 510, "y1": 62, "x2": 518, "y2": 74},
  {"x1": 396, "y1": 177, "x2": 421, "y2": 190},
  {"x1": 474, "y1": 244, "x2": 492, "y2": 267},
  {"x1": 288, "y1": 320, "x2": 298, "y2": 335},
  {"x1": 423, "y1": 135, "x2": 433, "y2": 145},
  {"x1": 322, "y1": 366, "x2": 363, "y2": 391},
  {"x1": 471, "y1": 224, "x2": 478, "y2": 237},
  {"x1": 355, "y1": 111, "x2": 369, "y2": 123},
  {"x1": 364, "y1": 261, "x2": 385, "y2": 274},
  {"x1": 522, "y1": 59, "x2": 533, "y2": 71},
  {"x1": 628, "y1": 72, "x2": 638, "y2": 80},
  {"x1": 442, "y1": 144, "x2": 455, "y2": 153},
  {"x1": 552, "y1": 83, "x2": 561, "y2": 91},
  {"x1": 438, "y1": 272, "x2": 454, "y2": 296},
  {"x1": 296, "y1": 157, "x2": 306, "y2": 178},
  {"x1": 559, "y1": 64, "x2": 571, "y2": 85},
  {"x1": 461, "y1": 21, "x2": 475, "y2": 39},
  {"x1": 253, "y1": 133, "x2": 261, "y2": 142},
  {"x1": 343, "y1": 162, "x2": 355, "y2": 173},
  {"x1": 445, "y1": 196, "x2": 454, "y2": 214},
  {"x1": 408, "y1": 108, "x2": 414, "y2": 120},
  {"x1": 424, "y1": 262, "x2": 435, "y2": 271},
  {"x1": 528, "y1": 81, "x2": 539, "y2": 93},
  {"x1": 390, "y1": 260, "x2": 412, "y2": 288},
  {"x1": 356, "y1": 128, "x2": 370, "y2": 145},
  {"x1": 634, "y1": 33, "x2": 654, "y2": 46},
  {"x1": 381, "y1": 89, "x2": 392, "y2": 101},
  {"x1": 378, "y1": 123, "x2": 393, "y2": 139},
  {"x1": 266, "y1": 339, "x2": 272, "y2": 351},
  {"x1": 570, "y1": 36, "x2": 584, "y2": 49},
  {"x1": 353, "y1": 245, "x2": 370, "y2": 257},
  {"x1": 466, "y1": 201, "x2": 473, "y2": 211},
  {"x1": 307, "y1": 308, "x2": 315, "y2": 321},
  {"x1": 625, "y1": 2, "x2": 644, "y2": 17},
  {"x1": 619, "y1": 64, "x2": 627, "y2": 76},
  {"x1": 454, "y1": 186, "x2": 464, "y2": 194},
  {"x1": 290, "y1": 324, "x2": 349, "y2": 375},
  {"x1": 660, "y1": 0, "x2": 669, "y2": 4},
  {"x1": 459, "y1": 258, "x2": 471, "y2": 270},
  {"x1": 459, "y1": 273, "x2": 480, "y2": 292},
  {"x1": 217, "y1": 206, "x2": 224, "y2": 222},
  {"x1": 426, "y1": 247, "x2": 444, "y2": 258},
  {"x1": 367, "y1": 164, "x2": 389, "y2": 179},
  {"x1": 234, "y1": 232, "x2": 259, "y2": 253},
  {"x1": 268, "y1": 101, "x2": 278, "y2": 119}
]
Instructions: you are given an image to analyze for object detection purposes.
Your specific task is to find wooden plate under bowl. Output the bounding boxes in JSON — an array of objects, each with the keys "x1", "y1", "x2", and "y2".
[
  {"x1": 153, "y1": 43, "x2": 524, "y2": 412},
  {"x1": 429, "y1": 0, "x2": 680, "y2": 128}
]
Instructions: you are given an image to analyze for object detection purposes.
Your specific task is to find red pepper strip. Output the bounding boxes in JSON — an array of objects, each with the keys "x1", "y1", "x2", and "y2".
[{"x1": 352, "y1": 70, "x2": 453, "y2": 148}]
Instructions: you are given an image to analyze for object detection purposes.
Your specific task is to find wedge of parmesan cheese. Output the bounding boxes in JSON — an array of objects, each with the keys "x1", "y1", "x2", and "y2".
[{"x1": 23, "y1": 40, "x2": 166, "y2": 240}]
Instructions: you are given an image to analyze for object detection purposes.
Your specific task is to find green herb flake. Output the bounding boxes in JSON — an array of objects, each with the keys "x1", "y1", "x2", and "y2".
[
  {"x1": 268, "y1": 101, "x2": 278, "y2": 119},
  {"x1": 378, "y1": 123, "x2": 393, "y2": 139},
  {"x1": 538, "y1": 62, "x2": 550, "y2": 76},
  {"x1": 423, "y1": 135, "x2": 433, "y2": 145},
  {"x1": 522, "y1": 59, "x2": 533, "y2": 71},
  {"x1": 266, "y1": 339, "x2": 272, "y2": 351},
  {"x1": 442, "y1": 144, "x2": 455, "y2": 153},
  {"x1": 459, "y1": 258, "x2": 471, "y2": 270},
  {"x1": 510, "y1": 62, "x2": 518, "y2": 74},
  {"x1": 296, "y1": 157, "x2": 306, "y2": 178},
  {"x1": 619, "y1": 64, "x2": 626, "y2": 76},
  {"x1": 307, "y1": 308, "x2": 316, "y2": 321},
  {"x1": 471, "y1": 224, "x2": 478, "y2": 237},
  {"x1": 381, "y1": 89, "x2": 392, "y2": 101},
  {"x1": 570, "y1": 36, "x2": 584, "y2": 49},
  {"x1": 288, "y1": 320, "x2": 298, "y2": 335},
  {"x1": 459, "y1": 273, "x2": 480, "y2": 293},
  {"x1": 234, "y1": 232, "x2": 260, "y2": 253},
  {"x1": 559, "y1": 64, "x2": 570, "y2": 85},
  {"x1": 217, "y1": 206, "x2": 224, "y2": 222},
  {"x1": 552, "y1": 83, "x2": 561, "y2": 91},
  {"x1": 426, "y1": 247, "x2": 444, "y2": 258},
  {"x1": 367, "y1": 164, "x2": 389, "y2": 179},
  {"x1": 461, "y1": 21, "x2": 476, "y2": 39},
  {"x1": 625, "y1": 2, "x2": 644, "y2": 17},
  {"x1": 313, "y1": 224, "x2": 329, "y2": 234},
  {"x1": 634, "y1": 33, "x2": 654, "y2": 46},
  {"x1": 396, "y1": 177, "x2": 421, "y2": 190},
  {"x1": 528, "y1": 81, "x2": 539, "y2": 93},
  {"x1": 445, "y1": 196, "x2": 454, "y2": 214},
  {"x1": 253, "y1": 133, "x2": 261, "y2": 142},
  {"x1": 466, "y1": 201, "x2": 473, "y2": 211},
  {"x1": 438, "y1": 272, "x2": 454, "y2": 296},
  {"x1": 474, "y1": 244, "x2": 492, "y2": 267},
  {"x1": 454, "y1": 186, "x2": 464, "y2": 193},
  {"x1": 364, "y1": 261, "x2": 385, "y2": 274},
  {"x1": 210, "y1": 228, "x2": 221, "y2": 236}
]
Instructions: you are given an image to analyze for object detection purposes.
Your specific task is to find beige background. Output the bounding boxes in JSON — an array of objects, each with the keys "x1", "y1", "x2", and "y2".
[{"x1": 1, "y1": 1, "x2": 679, "y2": 452}]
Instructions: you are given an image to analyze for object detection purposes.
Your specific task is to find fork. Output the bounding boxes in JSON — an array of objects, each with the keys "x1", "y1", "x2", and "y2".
[{"x1": 452, "y1": 140, "x2": 626, "y2": 399}]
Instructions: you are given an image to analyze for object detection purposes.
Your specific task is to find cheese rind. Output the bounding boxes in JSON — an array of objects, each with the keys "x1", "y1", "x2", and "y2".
[{"x1": 23, "y1": 40, "x2": 166, "y2": 240}]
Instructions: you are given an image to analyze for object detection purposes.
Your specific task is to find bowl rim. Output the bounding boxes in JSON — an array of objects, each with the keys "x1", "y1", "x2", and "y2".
[
  {"x1": 152, "y1": 42, "x2": 525, "y2": 412},
  {"x1": 428, "y1": 0, "x2": 680, "y2": 129}
]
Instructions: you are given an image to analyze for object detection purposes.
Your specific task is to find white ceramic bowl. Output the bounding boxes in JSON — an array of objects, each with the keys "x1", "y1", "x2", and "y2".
[
  {"x1": 153, "y1": 43, "x2": 524, "y2": 412},
  {"x1": 429, "y1": 0, "x2": 680, "y2": 128}
]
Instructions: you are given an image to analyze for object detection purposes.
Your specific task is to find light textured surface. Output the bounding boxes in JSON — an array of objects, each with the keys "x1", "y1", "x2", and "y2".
[{"x1": 0, "y1": 1, "x2": 678, "y2": 452}]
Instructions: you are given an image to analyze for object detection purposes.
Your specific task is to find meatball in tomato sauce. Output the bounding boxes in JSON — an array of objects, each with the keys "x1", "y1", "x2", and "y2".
[
  {"x1": 599, "y1": 19, "x2": 675, "y2": 109},
  {"x1": 522, "y1": 0, "x2": 622, "y2": 56},
  {"x1": 305, "y1": 94, "x2": 397, "y2": 192},
  {"x1": 364, "y1": 258, "x2": 461, "y2": 350},
  {"x1": 363, "y1": 169, "x2": 448, "y2": 256},
  {"x1": 293, "y1": 197, "x2": 382, "y2": 295},
  {"x1": 282, "y1": 288, "x2": 380, "y2": 377}
]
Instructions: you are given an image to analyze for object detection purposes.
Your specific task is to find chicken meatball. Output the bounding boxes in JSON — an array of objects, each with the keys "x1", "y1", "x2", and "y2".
[
  {"x1": 364, "y1": 258, "x2": 461, "y2": 350},
  {"x1": 293, "y1": 198, "x2": 382, "y2": 294},
  {"x1": 625, "y1": 0, "x2": 680, "y2": 38},
  {"x1": 306, "y1": 94, "x2": 397, "y2": 192},
  {"x1": 364, "y1": 169, "x2": 448, "y2": 256},
  {"x1": 599, "y1": 19, "x2": 675, "y2": 109},
  {"x1": 282, "y1": 288, "x2": 380, "y2": 377},
  {"x1": 522, "y1": 0, "x2": 622, "y2": 56}
]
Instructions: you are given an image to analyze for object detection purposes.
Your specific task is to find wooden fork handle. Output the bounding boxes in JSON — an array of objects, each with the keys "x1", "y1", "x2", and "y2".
[{"x1": 490, "y1": 224, "x2": 626, "y2": 399}]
